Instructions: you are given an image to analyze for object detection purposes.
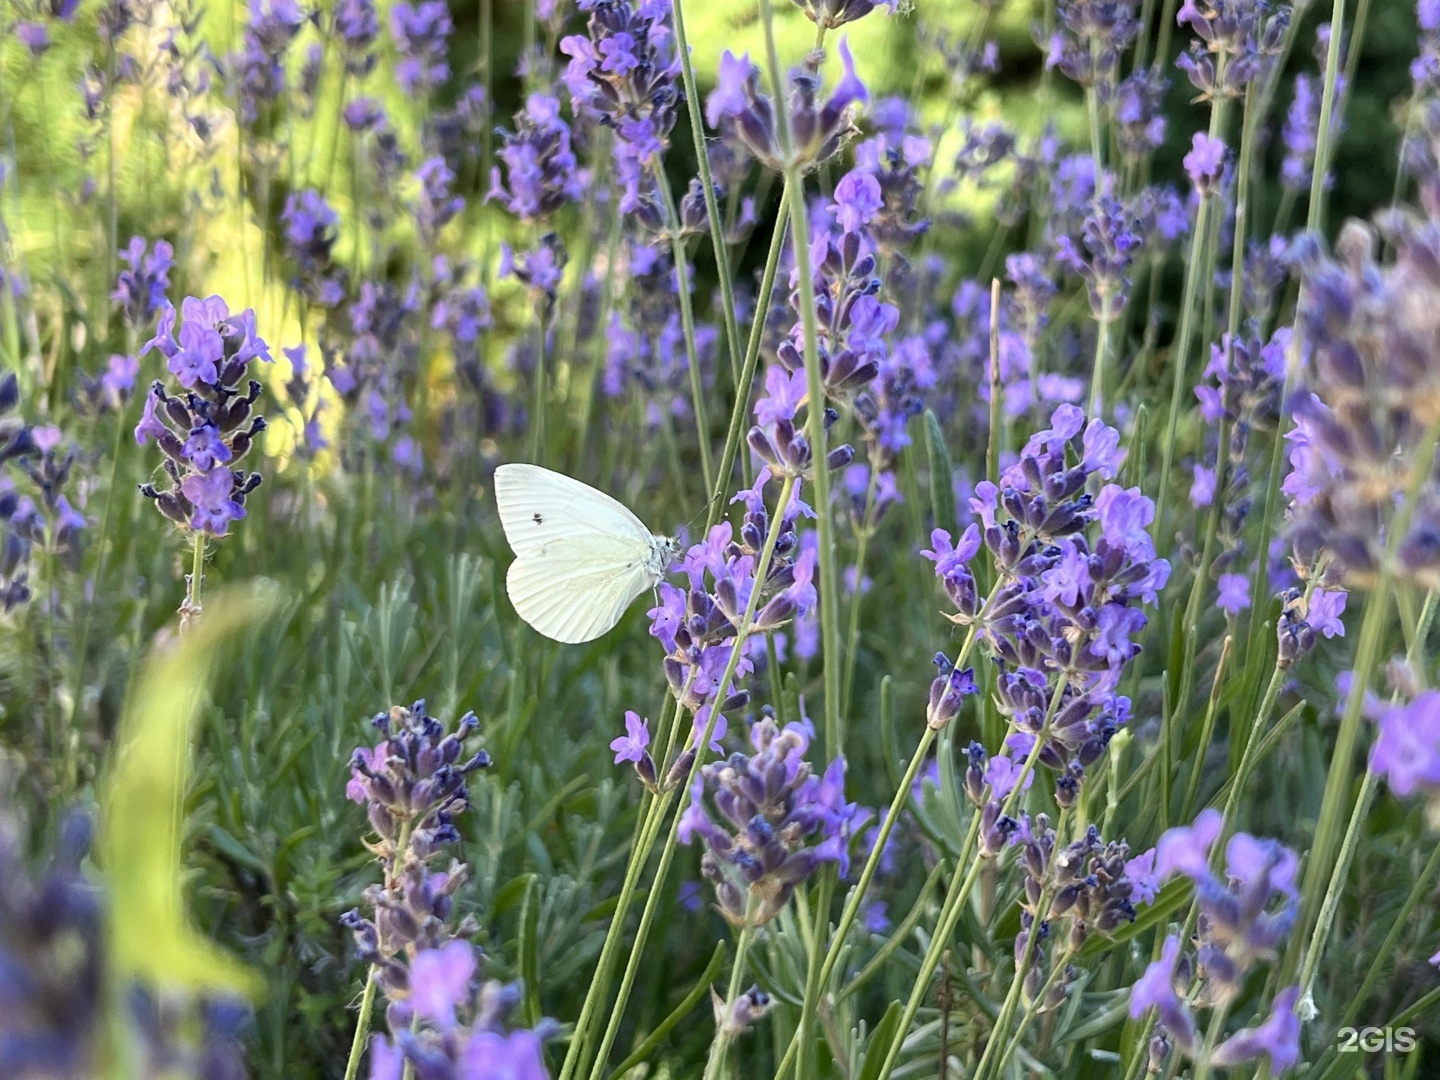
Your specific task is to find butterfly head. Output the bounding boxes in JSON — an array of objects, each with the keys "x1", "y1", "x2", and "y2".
[{"x1": 650, "y1": 534, "x2": 683, "y2": 575}]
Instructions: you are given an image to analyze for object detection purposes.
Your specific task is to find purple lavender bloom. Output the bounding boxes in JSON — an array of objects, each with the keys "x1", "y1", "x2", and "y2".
[
  {"x1": 1210, "y1": 987, "x2": 1302, "y2": 1070},
  {"x1": 136, "y1": 296, "x2": 269, "y2": 538},
  {"x1": 1307, "y1": 588, "x2": 1347, "y2": 637},
  {"x1": 488, "y1": 94, "x2": 584, "y2": 223},
  {"x1": 831, "y1": 171, "x2": 883, "y2": 235},
  {"x1": 281, "y1": 190, "x2": 346, "y2": 306},
  {"x1": 1216, "y1": 572, "x2": 1250, "y2": 616},
  {"x1": 335, "y1": 0, "x2": 380, "y2": 74},
  {"x1": 1114, "y1": 71, "x2": 1168, "y2": 163},
  {"x1": 610, "y1": 710, "x2": 651, "y2": 764},
  {"x1": 559, "y1": 0, "x2": 681, "y2": 220},
  {"x1": 112, "y1": 236, "x2": 174, "y2": 327},
  {"x1": 233, "y1": 0, "x2": 307, "y2": 124},
  {"x1": 1054, "y1": 193, "x2": 1143, "y2": 320},
  {"x1": 1154, "y1": 808, "x2": 1222, "y2": 880},
  {"x1": 1042, "y1": 0, "x2": 1142, "y2": 94},
  {"x1": 415, "y1": 157, "x2": 464, "y2": 240},
  {"x1": 1286, "y1": 217, "x2": 1440, "y2": 589},
  {"x1": 679, "y1": 716, "x2": 854, "y2": 925},
  {"x1": 1370, "y1": 691, "x2": 1440, "y2": 798},
  {"x1": 409, "y1": 940, "x2": 476, "y2": 1032},
  {"x1": 704, "y1": 40, "x2": 868, "y2": 172},
  {"x1": 1184, "y1": 132, "x2": 1227, "y2": 193},
  {"x1": 390, "y1": 1, "x2": 451, "y2": 95}
]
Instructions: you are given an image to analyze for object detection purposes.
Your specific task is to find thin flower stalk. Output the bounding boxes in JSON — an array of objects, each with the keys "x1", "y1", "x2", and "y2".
[
  {"x1": 972, "y1": 810, "x2": 1073, "y2": 1080},
  {"x1": 1155, "y1": 80, "x2": 1232, "y2": 531},
  {"x1": 651, "y1": 159, "x2": 715, "y2": 497},
  {"x1": 779, "y1": 589, "x2": 997, "y2": 1077},
  {"x1": 579, "y1": 475, "x2": 798, "y2": 1080},
  {"x1": 870, "y1": 687, "x2": 1063, "y2": 1080},
  {"x1": 709, "y1": 192, "x2": 790, "y2": 522},
  {"x1": 1296, "y1": 589, "x2": 1439, "y2": 1004},
  {"x1": 670, "y1": 0, "x2": 743, "y2": 391},
  {"x1": 759, "y1": 0, "x2": 843, "y2": 768}
]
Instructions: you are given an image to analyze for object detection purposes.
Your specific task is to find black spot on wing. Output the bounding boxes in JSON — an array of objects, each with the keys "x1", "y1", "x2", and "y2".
[{"x1": 533, "y1": 513, "x2": 544, "y2": 524}]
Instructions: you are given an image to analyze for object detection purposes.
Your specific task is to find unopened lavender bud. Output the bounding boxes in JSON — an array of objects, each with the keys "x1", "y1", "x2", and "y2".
[
  {"x1": 666, "y1": 749, "x2": 696, "y2": 789},
  {"x1": 1147, "y1": 1033, "x2": 1170, "y2": 1074},
  {"x1": 635, "y1": 751, "x2": 658, "y2": 790}
]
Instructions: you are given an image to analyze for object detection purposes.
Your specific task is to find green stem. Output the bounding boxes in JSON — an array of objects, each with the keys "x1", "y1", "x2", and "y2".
[
  {"x1": 1179, "y1": 634, "x2": 1232, "y2": 823},
  {"x1": 703, "y1": 909, "x2": 758, "y2": 1080},
  {"x1": 708, "y1": 193, "x2": 789, "y2": 525},
  {"x1": 1216, "y1": 662, "x2": 1284, "y2": 837},
  {"x1": 1155, "y1": 83, "x2": 1231, "y2": 533},
  {"x1": 1280, "y1": 582, "x2": 1392, "y2": 984},
  {"x1": 652, "y1": 158, "x2": 715, "y2": 498},
  {"x1": 576, "y1": 477, "x2": 798, "y2": 1080},
  {"x1": 670, "y1": 0, "x2": 743, "y2": 392},
  {"x1": 973, "y1": 816, "x2": 1071, "y2": 1080},
  {"x1": 871, "y1": 683, "x2": 1063, "y2": 1080},
  {"x1": 341, "y1": 969, "x2": 378, "y2": 1080},
  {"x1": 779, "y1": 594, "x2": 997, "y2": 1078},
  {"x1": 760, "y1": 0, "x2": 842, "y2": 765}
]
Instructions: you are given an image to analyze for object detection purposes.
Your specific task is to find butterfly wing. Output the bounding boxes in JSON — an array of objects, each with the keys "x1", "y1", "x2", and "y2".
[
  {"x1": 496, "y1": 463, "x2": 654, "y2": 559},
  {"x1": 505, "y1": 536, "x2": 657, "y2": 644}
]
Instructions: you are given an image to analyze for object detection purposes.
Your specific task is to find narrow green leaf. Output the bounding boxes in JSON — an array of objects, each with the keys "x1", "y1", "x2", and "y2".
[
  {"x1": 100, "y1": 586, "x2": 275, "y2": 999},
  {"x1": 518, "y1": 874, "x2": 542, "y2": 1027},
  {"x1": 856, "y1": 1000, "x2": 905, "y2": 1080},
  {"x1": 605, "y1": 941, "x2": 727, "y2": 1080},
  {"x1": 925, "y1": 410, "x2": 957, "y2": 531}
]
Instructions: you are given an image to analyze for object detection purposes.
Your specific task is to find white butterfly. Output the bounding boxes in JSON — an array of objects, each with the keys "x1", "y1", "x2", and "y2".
[{"x1": 495, "y1": 463, "x2": 681, "y2": 644}]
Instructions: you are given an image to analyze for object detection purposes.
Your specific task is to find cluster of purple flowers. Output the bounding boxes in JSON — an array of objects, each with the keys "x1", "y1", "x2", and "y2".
[
  {"x1": 1284, "y1": 216, "x2": 1440, "y2": 590},
  {"x1": 1128, "y1": 810, "x2": 1301, "y2": 1073},
  {"x1": 926, "y1": 405, "x2": 1165, "y2": 801},
  {"x1": 0, "y1": 807, "x2": 249, "y2": 1078},
  {"x1": 647, "y1": 469, "x2": 818, "y2": 721},
  {"x1": 282, "y1": 189, "x2": 346, "y2": 307},
  {"x1": 678, "y1": 716, "x2": 854, "y2": 925},
  {"x1": 390, "y1": 0, "x2": 451, "y2": 96},
  {"x1": 1174, "y1": 0, "x2": 1290, "y2": 102},
  {"x1": 135, "y1": 294, "x2": 270, "y2": 538},
  {"x1": 366, "y1": 938, "x2": 555, "y2": 1080},
  {"x1": 1367, "y1": 682, "x2": 1440, "y2": 806},
  {"x1": 231, "y1": 0, "x2": 308, "y2": 125},
  {"x1": 1009, "y1": 815, "x2": 1139, "y2": 1012},
  {"x1": 602, "y1": 242, "x2": 718, "y2": 426},
  {"x1": 560, "y1": 0, "x2": 681, "y2": 218},
  {"x1": 342, "y1": 702, "x2": 555, "y2": 1079},
  {"x1": 706, "y1": 42, "x2": 869, "y2": 173},
  {"x1": 1190, "y1": 326, "x2": 1293, "y2": 616},
  {"x1": 488, "y1": 94, "x2": 584, "y2": 223},
  {"x1": 0, "y1": 375, "x2": 39, "y2": 610}
]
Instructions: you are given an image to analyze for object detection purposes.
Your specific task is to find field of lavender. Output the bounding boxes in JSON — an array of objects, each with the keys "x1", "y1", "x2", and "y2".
[{"x1": 2, "y1": 0, "x2": 1439, "y2": 1076}]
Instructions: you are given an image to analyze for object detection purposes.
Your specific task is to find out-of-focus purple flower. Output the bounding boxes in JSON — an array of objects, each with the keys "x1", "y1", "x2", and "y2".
[
  {"x1": 112, "y1": 236, "x2": 174, "y2": 327},
  {"x1": 1370, "y1": 691, "x2": 1440, "y2": 798},
  {"x1": 281, "y1": 190, "x2": 346, "y2": 307},
  {"x1": 1210, "y1": 987, "x2": 1302, "y2": 1071},
  {"x1": 1184, "y1": 132, "x2": 1227, "y2": 193},
  {"x1": 409, "y1": 940, "x2": 476, "y2": 1032},
  {"x1": 1216, "y1": 572, "x2": 1250, "y2": 616},
  {"x1": 390, "y1": 1, "x2": 451, "y2": 95},
  {"x1": 704, "y1": 40, "x2": 867, "y2": 172},
  {"x1": 488, "y1": 94, "x2": 583, "y2": 223}
]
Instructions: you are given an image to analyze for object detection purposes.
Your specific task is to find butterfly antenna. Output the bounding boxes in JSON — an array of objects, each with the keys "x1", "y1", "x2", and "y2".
[{"x1": 685, "y1": 488, "x2": 727, "y2": 535}]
